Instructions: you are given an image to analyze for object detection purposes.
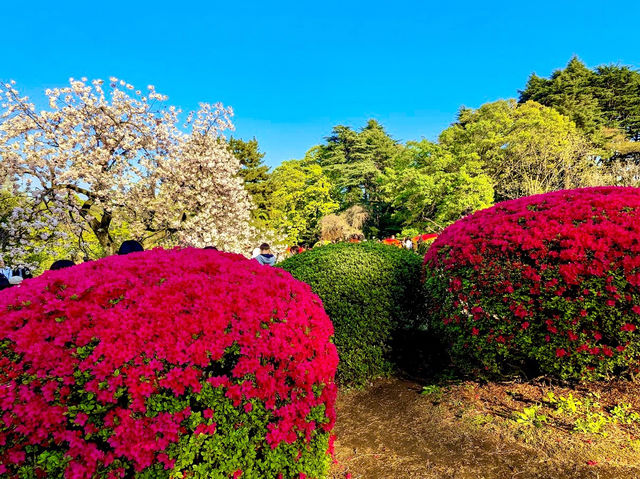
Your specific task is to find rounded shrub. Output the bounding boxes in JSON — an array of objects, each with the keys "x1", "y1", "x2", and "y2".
[
  {"x1": 424, "y1": 187, "x2": 640, "y2": 381},
  {"x1": 0, "y1": 248, "x2": 338, "y2": 478},
  {"x1": 279, "y1": 242, "x2": 424, "y2": 385}
]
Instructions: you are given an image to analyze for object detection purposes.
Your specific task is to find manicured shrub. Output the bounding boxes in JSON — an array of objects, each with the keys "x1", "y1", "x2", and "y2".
[
  {"x1": 279, "y1": 242, "x2": 424, "y2": 385},
  {"x1": 0, "y1": 248, "x2": 338, "y2": 478},
  {"x1": 424, "y1": 187, "x2": 640, "y2": 381}
]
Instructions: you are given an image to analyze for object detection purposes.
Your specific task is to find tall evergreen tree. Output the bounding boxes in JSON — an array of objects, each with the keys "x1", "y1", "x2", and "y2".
[
  {"x1": 595, "y1": 65, "x2": 640, "y2": 142},
  {"x1": 520, "y1": 57, "x2": 604, "y2": 137},
  {"x1": 304, "y1": 120, "x2": 403, "y2": 236},
  {"x1": 519, "y1": 56, "x2": 640, "y2": 161},
  {"x1": 227, "y1": 137, "x2": 271, "y2": 218}
]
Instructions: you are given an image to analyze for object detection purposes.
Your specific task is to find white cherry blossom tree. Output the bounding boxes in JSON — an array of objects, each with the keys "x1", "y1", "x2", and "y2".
[{"x1": 0, "y1": 78, "x2": 254, "y2": 264}]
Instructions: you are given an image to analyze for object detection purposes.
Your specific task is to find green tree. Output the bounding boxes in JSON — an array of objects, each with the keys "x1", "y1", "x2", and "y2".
[
  {"x1": 520, "y1": 57, "x2": 604, "y2": 136},
  {"x1": 382, "y1": 140, "x2": 494, "y2": 231},
  {"x1": 595, "y1": 65, "x2": 640, "y2": 141},
  {"x1": 440, "y1": 100, "x2": 597, "y2": 201},
  {"x1": 227, "y1": 137, "x2": 271, "y2": 217},
  {"x1": 312, "y1": 124, "x2": 377, "y2": 208},
  {"x1": 520, "y1": 57, "x2": 640, "y2": 160},
  {"x1": 265, "y1": 160, "x2": 338, "y2": 245},
  {"x1": 304, "y1": 120, "x2": 403, "y2": 236}
]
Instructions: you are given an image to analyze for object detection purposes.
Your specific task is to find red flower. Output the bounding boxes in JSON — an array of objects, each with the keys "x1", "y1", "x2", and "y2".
[
  {"x1": 424, "y1": 187, "x2": 640, "y2": 380},
  {"x1": 555, "y1": 349, "x2": 568, "y2": 358},
  {"x1": 621, "y1": 323, "x2": 637, "y2": 332},
  {"x1": 0, "y1": 248, "x2": 338, "y2": 477}
]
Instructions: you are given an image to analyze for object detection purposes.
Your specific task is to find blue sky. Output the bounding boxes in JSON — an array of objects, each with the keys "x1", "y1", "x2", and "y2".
[{"x1": 2, "y1": 0, "x2": 639, "y2": 167}]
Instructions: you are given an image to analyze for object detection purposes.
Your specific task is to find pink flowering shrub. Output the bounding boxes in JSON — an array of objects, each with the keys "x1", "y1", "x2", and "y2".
[
  {"x1": 424, "y1": 187, "x2": 640, "y2": 381},
  {"x1": 0, "y1": 248, "x2": 338, "y2": 478}
]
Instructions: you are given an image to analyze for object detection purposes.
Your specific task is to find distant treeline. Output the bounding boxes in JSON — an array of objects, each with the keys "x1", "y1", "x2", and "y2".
[{"x1": 233, "y1": 57, "x2": 640, "y2": 245}]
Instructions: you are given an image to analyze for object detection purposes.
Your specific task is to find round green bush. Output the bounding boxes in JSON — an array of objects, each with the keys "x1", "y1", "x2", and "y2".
[
  {"x1": 424, "y1": 187, "x2": 640, "y2": 381},
  {"x1": 279, "y1": 242, "x2": 424, "y2": 385}
]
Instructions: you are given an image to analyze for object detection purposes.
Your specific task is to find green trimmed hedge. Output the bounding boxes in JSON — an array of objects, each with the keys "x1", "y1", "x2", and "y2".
[{"x1": 279, "y1": 242, "x2": 424, "y2": 385}]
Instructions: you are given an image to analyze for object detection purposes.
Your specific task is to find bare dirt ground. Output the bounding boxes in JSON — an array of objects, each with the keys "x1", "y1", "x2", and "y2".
[{"x1": 329, "y1": 377, "x2": 640, "y2": 479}]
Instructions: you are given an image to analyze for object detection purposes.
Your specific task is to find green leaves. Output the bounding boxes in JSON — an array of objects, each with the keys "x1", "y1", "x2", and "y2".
[
  {"x1": 439, "y1": 99, "x2": 597, "y2": 201},
  {"x1": 265, "y1": 160, "x2": 339, "y2": 245},
  {"x1": 280, "y1": 242, "x2": 425, "y2": 385},
  {"x1": 382, "y1": 139, "x2": 494, "y2": 230}
]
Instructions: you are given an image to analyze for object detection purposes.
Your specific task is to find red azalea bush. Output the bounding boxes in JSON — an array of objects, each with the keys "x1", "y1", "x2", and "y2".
[
  {"x1": 424, "y1": 187, "x2": 640, "y2": 381},
  {"x1": 0, "y1": 248, "x2": 338, "y2": 478}
]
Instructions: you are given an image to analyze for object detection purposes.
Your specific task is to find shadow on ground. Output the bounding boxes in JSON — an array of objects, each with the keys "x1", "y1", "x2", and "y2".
[{"x1": 329, "y1": 377, "x2": 640, "y2": 479}]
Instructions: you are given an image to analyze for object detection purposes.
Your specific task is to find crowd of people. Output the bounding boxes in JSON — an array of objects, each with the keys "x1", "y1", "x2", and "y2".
[
  {"x1": 0, "y1": 233, "x2": 437, "y2": 285},
  {"x1": 248, "y1": 232, "x2": 435, "y2": 268},
  {"x1": 0, "y1": 239, "x2": 147, "y2": 291}
]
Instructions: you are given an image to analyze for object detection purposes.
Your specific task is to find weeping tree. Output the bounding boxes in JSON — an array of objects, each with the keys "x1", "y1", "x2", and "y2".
[{"x1": 319, "y1": 205, "x2": 369, "y2": 242}]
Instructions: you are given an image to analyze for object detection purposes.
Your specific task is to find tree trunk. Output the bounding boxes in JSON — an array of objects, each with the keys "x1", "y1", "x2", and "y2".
[{"x1": 90, "y1": 210, "x2": 115, "y2": 256}]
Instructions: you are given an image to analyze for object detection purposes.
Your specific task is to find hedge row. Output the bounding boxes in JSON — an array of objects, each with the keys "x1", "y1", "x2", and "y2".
[{"x1": 280, "y1": 242, "x2": 425, "y2": 385}]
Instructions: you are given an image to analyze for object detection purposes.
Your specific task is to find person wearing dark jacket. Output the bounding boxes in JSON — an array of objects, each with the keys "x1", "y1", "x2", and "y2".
[
  {"x1": 117, "y1": 240, "x2": 144, "y2": 255},
  {"x1": 12, "y1": 267, "x2": 32, "y2": 279},
  {"x1": 254, "y1": 243, "x2": 276, "y2": 266},
  {"x1": 0, "y1": 272, "x2": 9, "y2": 290},
  {"x1": 50, "y1": 259, "x2": 75, "y2": 270}
]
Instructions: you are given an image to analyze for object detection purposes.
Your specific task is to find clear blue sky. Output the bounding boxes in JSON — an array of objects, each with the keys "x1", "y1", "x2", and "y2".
[{"x1": 2, "y1": 0, "x2": 639, "y2": 167}]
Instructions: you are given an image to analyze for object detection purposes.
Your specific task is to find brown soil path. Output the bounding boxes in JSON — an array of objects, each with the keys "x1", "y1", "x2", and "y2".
[{"x1": 329, "y1": 378, "x2": 640, "y2": 479}]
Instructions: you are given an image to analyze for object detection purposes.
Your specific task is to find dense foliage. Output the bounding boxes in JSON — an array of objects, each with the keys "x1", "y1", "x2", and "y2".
[
  {"x1": 265, "y1": 160, "x2": 338, "y2": 245},
  {"x1": 439, "y1": 100, "x2": 597, "y2": 201},
  {"x1": 228, "y1": 137, "x2": 272, "y2": 220},
  {"x1": 0, "y1": 248, "x2": 337, "y2": 478},
  {"x1": 520, "y1": 57, "x2": 640, "y2": 158},
  {"x1": 381, "y1": 139, "x2": 494, "y2": 230},
  {"x1": 424, "y1": 187, "x2": 640, "y2": 381},
  {"x1": 279, "y1": 242, "x2": 424, "y2": 385},
  {"x1": 252, "y1": 58, "x2": 640, "y2": 248}
]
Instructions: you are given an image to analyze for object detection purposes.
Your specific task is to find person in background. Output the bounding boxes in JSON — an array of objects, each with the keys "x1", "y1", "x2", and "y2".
[
  {"x1": 404, "y1": 237, "x2": 413, "y2": 250},
  {"x1": 254, "y1": 243, "x2": 276, "y2": 266},
  {"x1": 50, "y1": 259, "x2": 75, "y2": 270},
  {"x1": 251, "y1": 246, "x2": 261, "y2": 258},
  {"x1": 9, "y1": 266, "x2": 31, "y2": 287},
  {"x1": 12, "y1": 267, "x2": 32, "y2": 279},
  {"x1": 0, "y1": 257, "x2": 10, "y2": 290},
  {"x1": 117, "y1": 240, "x2": 144, "y2": 255},
  {"x1": 0, "y1": 256, "x2": 12, "y2": 280}
]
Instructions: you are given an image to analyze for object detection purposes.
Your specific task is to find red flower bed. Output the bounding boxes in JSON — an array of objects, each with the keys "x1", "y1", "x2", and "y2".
[
  {"x1": 0, "y1": 248, "x2": 337, "y2": 478},
  {"x1": 424, "y1": 187, "x2": 640, "y2": 380}
]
